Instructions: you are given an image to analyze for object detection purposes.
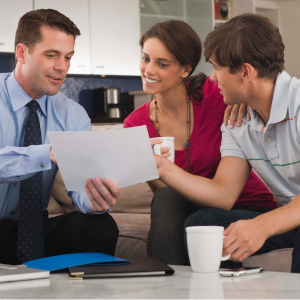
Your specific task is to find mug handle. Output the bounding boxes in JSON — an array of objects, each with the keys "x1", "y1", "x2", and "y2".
[
  {"x1": 153, "y1": 144, "x2": 161, "y2": 156},
  {"x1": 221, "y1": 236, "x2": 231, "y2": 261}
]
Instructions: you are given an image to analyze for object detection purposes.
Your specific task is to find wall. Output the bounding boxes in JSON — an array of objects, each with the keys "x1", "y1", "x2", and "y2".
[{"x1": 279, "y1": 0, "x2": 300, "y2": 78}]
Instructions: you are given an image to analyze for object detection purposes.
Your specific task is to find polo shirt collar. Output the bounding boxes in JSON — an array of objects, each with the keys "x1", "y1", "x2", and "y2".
[
  {"x1": 246, "y1": 107, "x2": 265, "y2": 132},
  {"x1": 267, "y1": 71, "x2": 291, "y2": 125},
  {"x1": 244, "y1": 71, "x2": 291, "y2": 133},
  {"x1": 6, "y1": 71, "x2": 48, "y2": 117}
]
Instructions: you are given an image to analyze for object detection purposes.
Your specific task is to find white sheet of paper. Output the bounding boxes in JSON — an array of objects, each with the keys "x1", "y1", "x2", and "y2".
[{"x1": 47, "y1": 126, "x2": 159, "y2": 192}]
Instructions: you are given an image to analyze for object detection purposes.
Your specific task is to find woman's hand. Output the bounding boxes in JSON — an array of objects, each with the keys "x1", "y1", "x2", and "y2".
[
  {"x1": 224, "y1": 104, "x2": 251, "y2": 129},
  {"x1": 154, "y1": 154, "x2": 169, "y2": 179},
  {"x1": 150, "y1": 139, "x2": 170, "y2": 159}
]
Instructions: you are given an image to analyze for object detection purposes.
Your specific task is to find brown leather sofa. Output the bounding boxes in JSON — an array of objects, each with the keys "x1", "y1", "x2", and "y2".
[{"x1": 48, "y1": 124, "x2": 293, "y2": 273}]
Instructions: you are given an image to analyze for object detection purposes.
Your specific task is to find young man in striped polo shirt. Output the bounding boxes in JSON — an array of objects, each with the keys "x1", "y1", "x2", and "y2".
[{"x1": 155, "y1": 13, "x2": 300, "y2": 272}]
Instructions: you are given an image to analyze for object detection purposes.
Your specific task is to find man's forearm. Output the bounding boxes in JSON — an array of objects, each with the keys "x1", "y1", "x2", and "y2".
[
  {"x1": 158, "y1": 158, "x2": 246, "y2": 210},
  {"x1": 255, "y1": 194, "x2": 300, "y2": 239},
  {"x1": 0, "y1": 144, "x2": 52, "y2": 183}
]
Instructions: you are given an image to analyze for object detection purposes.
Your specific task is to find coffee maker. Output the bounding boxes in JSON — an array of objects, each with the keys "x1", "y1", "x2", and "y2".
[{"x1": 93, "y1": 87, "x2": 127, "y2": 122}]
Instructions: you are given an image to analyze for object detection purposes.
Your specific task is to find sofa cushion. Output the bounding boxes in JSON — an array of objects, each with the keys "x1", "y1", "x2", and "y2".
[
  {"x1": 47, "y1": 195, "x2": 65, "y2": 215},
  {"x1": 48, "y1": 170, "x2": 76, "y2": 214},
  {"x1": 110, "y1": 213, "x2": 150, "y2": 242},
  {"x1": 112, "y1": 183, "x2": 153, "y2": 214},
  {"x1": 92, "y1": 124, "x2": 124, "y2": 131},
  {"x1": 110, "y1": 213, "x2": 150, "y2": 259},
  {"x1": 114, "y1": 236, "x2": 147, "y2": 260},
  {"x1": 50, "y1": 170, "x2": 77, "y2": 214},
  {"x1": 243, "y1": 248, "x2": 293, "y2": 272}
]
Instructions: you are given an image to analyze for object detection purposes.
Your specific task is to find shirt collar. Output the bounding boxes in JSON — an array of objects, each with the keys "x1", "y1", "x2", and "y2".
[
  {"x1": 267, "y1": 71, "x2": 291, "y2": 125},
  {"x1": 245, "y1": 107, "x2": 265, "y2": 133},
  {"x1": 6, "y1": 71, "x2": 48, "y2": 117},
  {"x1": 244, "y1": 71, "x2": 291, "y2": 133}
]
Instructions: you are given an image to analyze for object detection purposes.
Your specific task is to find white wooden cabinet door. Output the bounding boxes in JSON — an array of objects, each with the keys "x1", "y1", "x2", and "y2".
[
  {"x1": 90, "y1": 0, "x2": 141, "y2": 76},
  {"x1": 0, "y1": 0, "x2": 33, "y2": 53},
  {"x1": 35, "y1": 0, "x2": 91, "y2": 74}
]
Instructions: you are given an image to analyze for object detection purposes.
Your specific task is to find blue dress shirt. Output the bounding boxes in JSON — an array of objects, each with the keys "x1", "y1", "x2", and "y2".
[{"x1": 0, "y1": 72, "x2": 101, "y2": 221}]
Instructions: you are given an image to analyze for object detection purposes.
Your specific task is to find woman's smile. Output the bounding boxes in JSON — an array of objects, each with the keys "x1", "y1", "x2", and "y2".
[{"x1": 144, "y1": 76, "x2": 161, "y2": 85}]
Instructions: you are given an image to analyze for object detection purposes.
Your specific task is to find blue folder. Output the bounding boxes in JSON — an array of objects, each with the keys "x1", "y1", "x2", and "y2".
[{"x1": 24, "y1": 253, "x2": 131, "y2": 272}]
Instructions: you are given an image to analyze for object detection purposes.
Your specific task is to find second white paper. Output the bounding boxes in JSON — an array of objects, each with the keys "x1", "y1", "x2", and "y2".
[{"x1": 48, "y1": 126, "x2": 159, "y2": 192}]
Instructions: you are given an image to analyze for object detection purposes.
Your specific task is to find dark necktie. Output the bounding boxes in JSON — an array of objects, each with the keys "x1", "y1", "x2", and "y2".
[{"x1": 16, "y1": 100, "x2": 45, "y2": 263}]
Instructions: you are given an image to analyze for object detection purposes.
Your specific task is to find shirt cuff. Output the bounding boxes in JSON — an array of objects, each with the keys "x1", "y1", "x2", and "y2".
[
  {"x1": 29, "y1": 144, "x2": 52, "y2": 173},
  {"x1": 67, "y1": 190, "x2": 112, "y2": 214},
  {"x1": 85, "y1": 205, "x2": 112, "y2": 214}
]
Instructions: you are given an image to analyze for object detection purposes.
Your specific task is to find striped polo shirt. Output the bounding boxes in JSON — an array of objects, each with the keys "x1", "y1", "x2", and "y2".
[{"x1": 220, "y1": 71, "x2": 300, "y2": 205}]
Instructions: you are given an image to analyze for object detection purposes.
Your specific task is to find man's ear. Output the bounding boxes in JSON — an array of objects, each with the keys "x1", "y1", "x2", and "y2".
[
  {"x1": 241, "y1": 63, "x2": 257, "y2": 83},
  {"x1": 15, "y1": 44, "x2": 27, "y2": 64},
  {"x1": 181, "y1": 64, "x2": 193, "y2": 79}
]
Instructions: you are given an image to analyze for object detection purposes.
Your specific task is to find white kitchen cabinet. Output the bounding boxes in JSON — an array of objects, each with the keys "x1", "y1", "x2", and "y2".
[
  {"x1": 0, "y1": 0, "x2": 33, "y2": 53},
  {"x1": 34, "y1": 0, "x2": 91, "y2": 74},
  {"x1": 90, "y1": 0, "x2": 141, "y2": 76}
]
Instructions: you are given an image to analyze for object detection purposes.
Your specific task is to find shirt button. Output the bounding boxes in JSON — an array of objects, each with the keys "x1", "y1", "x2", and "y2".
[
  {"x1": 10, "y1": 211, "x2": 14, "y2": 215},
  {"x1": 13, "y1": 182, "x2": 17, "y2": 186},
  {"x1": 40, "y1": 163, "x2": 44, "y2": 168},
  {"x1": 267, "y1": 137, "x2": 272, "y2": 142}
]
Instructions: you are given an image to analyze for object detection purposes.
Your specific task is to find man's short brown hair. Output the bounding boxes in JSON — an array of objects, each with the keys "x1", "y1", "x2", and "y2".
[
  {"x1": 204, "y1": 13, "x2": 285, "y2": 80},
  {"x1": 15, "y1": 9, "x2": 80, "y2": 60}
]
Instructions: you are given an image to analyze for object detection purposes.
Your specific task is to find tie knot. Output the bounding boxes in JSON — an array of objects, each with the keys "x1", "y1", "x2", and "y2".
[{"x1": 27, "y1": 100, "x2": 40, "y2": 112}]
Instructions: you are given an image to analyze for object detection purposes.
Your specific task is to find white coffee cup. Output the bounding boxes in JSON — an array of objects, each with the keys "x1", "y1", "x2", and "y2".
[
  {"x1": 186, "y1": 226, "x2": 231, "y2": 273},
  {"x1": 150, "y1": 137, "x2": 175, "y2": 163}
]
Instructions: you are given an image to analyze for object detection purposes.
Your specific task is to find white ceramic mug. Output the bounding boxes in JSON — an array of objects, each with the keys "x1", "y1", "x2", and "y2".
[
  {"x1": 150, "y1": 137, "x2": 175, "y2": 163},
  {"x1": 186, "y1": 226, "x2": 231, "y2": 273}
]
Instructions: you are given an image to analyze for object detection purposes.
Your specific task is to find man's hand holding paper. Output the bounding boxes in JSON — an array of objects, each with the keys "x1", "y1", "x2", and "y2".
[
  {"x1": 85, "y1": 177, "x2": 120, "y2": 212},
  {"x1": 50, "y1": 146, "x2": 119, "y2": 212}
]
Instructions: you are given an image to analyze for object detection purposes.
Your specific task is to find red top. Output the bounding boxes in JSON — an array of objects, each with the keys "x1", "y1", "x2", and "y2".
[{"x1": 124, "y1": 78, "x2": 277, "y2": 209}]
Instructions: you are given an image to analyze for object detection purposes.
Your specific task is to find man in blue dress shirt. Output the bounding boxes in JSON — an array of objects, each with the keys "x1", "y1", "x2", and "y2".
[{"x1": 0, "y1": 9, "x2": 119, "y2": 264}]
